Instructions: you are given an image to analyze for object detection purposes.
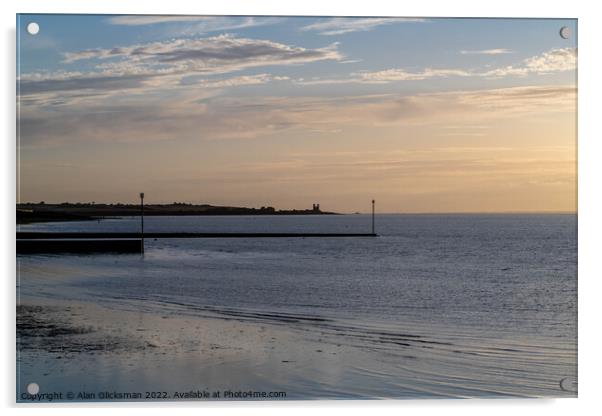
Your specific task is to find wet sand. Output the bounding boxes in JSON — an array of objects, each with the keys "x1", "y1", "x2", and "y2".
[
  {"x1": 17, "y1": 296, "x2": 577, "y2": 402},
  {"x1": 17, "y1": 298, "x2": 365, "y2": 401}
]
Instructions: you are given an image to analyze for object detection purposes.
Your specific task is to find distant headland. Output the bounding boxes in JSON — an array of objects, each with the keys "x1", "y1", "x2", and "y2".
[{"x1": 17, "y1": 202, "x2": 338, "y2": 224}]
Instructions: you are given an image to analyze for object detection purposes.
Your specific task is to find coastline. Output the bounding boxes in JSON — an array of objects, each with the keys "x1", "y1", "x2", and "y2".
[{"x1": 17, "y1": 203, "x2": 340, "y2": 225}]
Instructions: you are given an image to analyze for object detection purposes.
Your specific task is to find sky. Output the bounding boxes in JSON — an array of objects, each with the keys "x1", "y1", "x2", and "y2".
[{"x1": 16, "y1": 15, "x2": 577, "y2": 213}]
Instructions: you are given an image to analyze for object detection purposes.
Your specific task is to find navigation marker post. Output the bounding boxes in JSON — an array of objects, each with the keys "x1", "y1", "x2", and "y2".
[
  {"x1": 372, "y1": 199, "x2": 376, "y2": 234},
  {"x1": 140, "y1": 192, "x2": 145, "y2": 254}
]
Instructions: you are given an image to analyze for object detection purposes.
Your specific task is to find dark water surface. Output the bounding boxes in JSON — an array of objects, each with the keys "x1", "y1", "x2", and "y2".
[{"x1": 17, "y1": 214, "x2": 577, "y2": 400}]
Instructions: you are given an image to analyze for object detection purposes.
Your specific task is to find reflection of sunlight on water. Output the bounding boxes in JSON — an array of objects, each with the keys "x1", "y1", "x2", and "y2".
[
  {"x1": 18, "y1": 259, "x2": 86, "y2": 281},
  {"x1": 146, "y1": 243, "x2": 286, "y2": 262}
]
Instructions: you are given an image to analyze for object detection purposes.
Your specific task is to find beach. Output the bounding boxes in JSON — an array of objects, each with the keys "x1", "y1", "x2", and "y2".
[
  {"x1": 17, "y1": 292, "x2": 577, "y2": 401},
  {"x1": 19, "y1": 296, "x2": 436, "y2": 401},
  {"x1": 18, "y1": 297, "x2": 316, "y2": 401}
]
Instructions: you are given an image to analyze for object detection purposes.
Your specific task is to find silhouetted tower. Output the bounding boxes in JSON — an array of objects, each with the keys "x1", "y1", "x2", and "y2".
[{"x1": 140, "y1": 192, "x2": 145, "y2": 254}]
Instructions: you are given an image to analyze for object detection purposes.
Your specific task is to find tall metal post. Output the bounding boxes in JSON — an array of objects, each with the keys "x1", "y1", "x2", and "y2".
[
  {"x1": 140, "y1": 192, "x2": 145, "y2": 254},
  {"x1": 372, "y1": 199, "x2": 376, "y2": 234}
]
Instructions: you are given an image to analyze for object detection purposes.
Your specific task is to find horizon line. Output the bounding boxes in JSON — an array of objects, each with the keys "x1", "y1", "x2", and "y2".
[{"x1": 15, "y1": 202, "x2": 577, "y2": 215}]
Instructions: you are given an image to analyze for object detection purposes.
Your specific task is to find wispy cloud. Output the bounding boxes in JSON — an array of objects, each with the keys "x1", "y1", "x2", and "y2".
[
  {"x1": 451, "y1": 85, "x2": 576, "y2": 114},
  {"x1": 484, "y1": 47, "x2": 577, "y2": 77},
  {"x1": 20, "y1": 35, "x2": 341, "y2": 105},
  {"x1": 356, "y1": 68, "x2": 472, "y2": 82},
  {"x1": 295, "y1": 68, "x2": 472, "y2": 85},
  {"x1": 300, "y1": 17, "x2": 427, "y2": 36},
  {"x1": 107, "y1": 15, "x2": 279, "y2": 32},
  {"x1": 460, "y1": 48, "x2": 513, "y2": 55},
  {"x1": 299, "y1": 48, "x2": 576, "y2": 85},
  {"x1": 191, "y1": 74, "x2": 289, "y2": 88},
  {"x1": 61, "y1": 34, "x2": 341, "y2": 68},
  {"x1": 108, "y1": 15, "x2": 216, "y2": 25},
  {"x1": 21, "y1": 44, "x2": 576, "y2": 109},
  {"x1": 19, "y1": 85, "x2": 575, "y2": 148}
]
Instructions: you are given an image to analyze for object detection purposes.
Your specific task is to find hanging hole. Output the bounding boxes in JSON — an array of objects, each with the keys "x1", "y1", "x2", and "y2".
[
  {"x1": 26, "y1": 22, "x2": 40, "y2": 35},
  {"x1": 559, "y1": 26, "x2": 570, "y2": 39},
  {"x1": 26, "y1": 382, "x2": 40, "y2": 395}
]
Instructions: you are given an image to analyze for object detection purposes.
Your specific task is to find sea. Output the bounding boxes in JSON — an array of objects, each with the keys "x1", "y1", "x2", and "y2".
[{"x1": 16, "y1": 214, "x2": 578, "y2": 399}]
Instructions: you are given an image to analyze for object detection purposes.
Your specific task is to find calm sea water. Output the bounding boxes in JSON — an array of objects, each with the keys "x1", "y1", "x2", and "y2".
[{"x1": 17, "y1": 214, "x2": 577, "y2": 399}]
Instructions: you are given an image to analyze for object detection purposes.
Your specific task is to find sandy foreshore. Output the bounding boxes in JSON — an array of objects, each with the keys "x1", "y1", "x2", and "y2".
[
  {"x1": 17, "y1": 295, "x2": 577, "y2": 401},
  {"x1": 17, "y1": 297, "x2": 358, "y2": 402}
]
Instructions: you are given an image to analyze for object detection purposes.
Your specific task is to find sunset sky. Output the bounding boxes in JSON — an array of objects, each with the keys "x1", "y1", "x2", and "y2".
[{"x1": 17, "y1": 15, "x2": 577, "y2": 213}]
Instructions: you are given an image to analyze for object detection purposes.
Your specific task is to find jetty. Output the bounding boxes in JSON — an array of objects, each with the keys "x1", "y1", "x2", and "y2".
[
  {"x1": 17, "y1": 232, "x2": 377, "y2": 239},
  {"x1": 17, "y1": 239, "x2": 142, "y2": 254},
  {"x1": 16, "y1": 232, "x2": 377, "y2": 254}
]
